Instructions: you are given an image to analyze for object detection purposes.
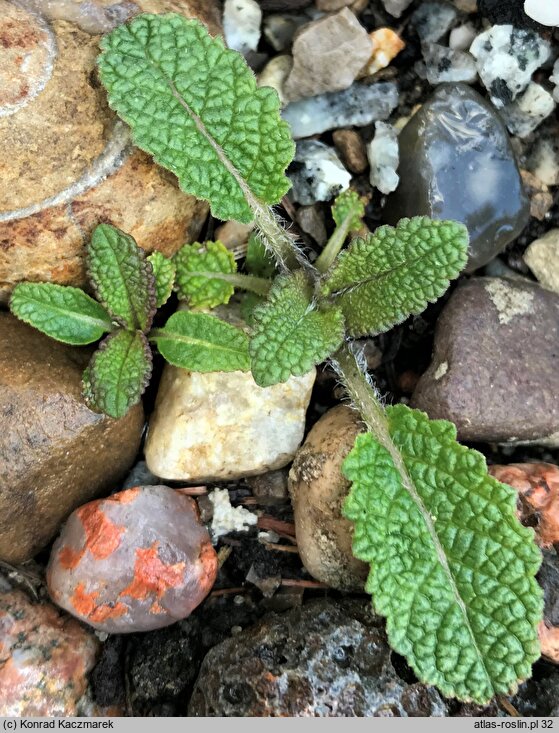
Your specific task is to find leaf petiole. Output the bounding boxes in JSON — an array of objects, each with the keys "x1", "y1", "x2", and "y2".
[
  {"x1": 183, "y1": 271, "x2": 272, "y2": 297},
  {"x1": 315, "y1": 215, "x2": 355, "y2": 274}
]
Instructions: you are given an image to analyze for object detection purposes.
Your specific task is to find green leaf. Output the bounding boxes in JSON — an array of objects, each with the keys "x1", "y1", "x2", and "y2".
[
  {"x1": 88, "y1": 224, "x2": 156, "y2": 332},
  {"x1": 343, "y1": 404, "x2": 543, "y2": 703},
  {"x1": 151, "y1": 311, "x2": 250, "y2": 372},
  {"x1": 331, "y1": 189, "x2": 365, "y2": 233},
  {"x1": 245, "y1": 233, "x2": 276, "y2": 279},
  {"x1": 148, "y1": 251, "x2": 176, "y2": 308},
  {"x1": 174, "y1": 241, "x2": 236, "y2": 309},
  {"x1": 81, "y1": 366, "x2": 100, "y2": 412},
  {"x1": 10, "y1": 283, "x2": 112, "y2": 346},
  {"x1": 249, "y1": 270, "x2": 345, "y2": 387},
  {"x1": 320, "y1": 217, "x2": 469, "y2": 338},
  {"x1": 240, "y1": 292, "x2": 264, "y2": 327},
  {"x1": 98, "y1": 14, "x2": 294, "y2": 224},
  {"x1": 89, "y1": 330, "x2": 152, "y2": 419}
]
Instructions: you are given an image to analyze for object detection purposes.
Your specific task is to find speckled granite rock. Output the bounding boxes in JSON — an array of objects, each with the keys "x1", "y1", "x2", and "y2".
[
  {"x1": 384, "y1": 84, "x2": 529, "y2": 272},
  {"x1": 0, "y1": 0, "x2": 220, "y2": 302},
  {"x1": 0, "y1": 590, "x2": 99, "y2": 716},
  {"x1": 48, "y1": 486, "x2": 217, "y2": 633},
  {"x1": 289, "y1": 406, "x2": 368, "y2": 591},
  {"x1": 189, "y1": 599, "x2": 448, "y2": 716},
  {"x1": 412, "y1": 278, "x2": 559, "y2": 445},
  {"x1": 0, "y1": 314, "x2": 144, "y2": 564}
]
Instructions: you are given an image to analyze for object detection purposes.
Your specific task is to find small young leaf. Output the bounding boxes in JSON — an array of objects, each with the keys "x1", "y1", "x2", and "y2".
[
  {"x1": 245, "y1": 233, "x2": 276, "y2": 279},
  {"x1": 98, "y1": 14, "x2": 294, "y2": 223},
  {"x1": 249, "y1": 270, "x2": 345, "y2": 387},
  {"x1": 89, "y1": 330, "x2": 152, "y2": 419},
  {"x1": 320, "y1": 217, "x2": 468, "y2": 338},
  {"x1": 343, "y1": 404, "x2": 543, "y2": 703},
  {"x1": 331, "y1": 189, "x2": 365, "y2": 233},
  {"x1": 151, "y1": 311, "x2": 250, "y2": 372},
  {"x1": 148, "y1": 251, "x2": 176, "y2": 308},
  {"x1": 88, "y1": 224, "x2": 156, "y2": 332},
  {"x1": 240, "y1": 292, "x2": 264, "y2": 326},
  {"x1": 174, "y1": 241, "x2": 236, "y2": 309},
  {"x1": 10, "y1": 283, "x2": 112, "y2": 345}
]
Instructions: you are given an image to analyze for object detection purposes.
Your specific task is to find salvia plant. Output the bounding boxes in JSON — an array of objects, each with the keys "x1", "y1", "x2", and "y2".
[{"x1": 9, "y1": 13, "x2": 543, "y2": 704}]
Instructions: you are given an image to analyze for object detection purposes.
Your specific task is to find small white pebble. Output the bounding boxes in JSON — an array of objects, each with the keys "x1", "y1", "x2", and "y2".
[
  {"x1": 449, "y1": 23, "x2": 476, "y2": 51},
  {"x1": 524, "y1": 0, "x2": 559, "y2": 26},
  {"x1": 223, "y1": 0, "x2": 262, "y2": 55}
]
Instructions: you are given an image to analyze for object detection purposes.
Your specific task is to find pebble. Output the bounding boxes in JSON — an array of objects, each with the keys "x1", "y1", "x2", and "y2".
[
  {"x1": 47, "y1": 486, "x2": 218, "y2": 633},
  {"x1": 0, "y1": 314, "x2": 143, "y2": 564},
  {"x1": 469, "y1": 24, "x2": 551, "y2": 109},
  {"x1": 421, "y1": 43, "x2": 477, "y2": 85},
  {"x1": 367, "y1": 121, "x2": 399, "y2": 195},
  {"x1": 499, "y1": 82, "x2": 556, "y2": 138},
  {"x1": 527, "y1": 129, "x2": 559, "y2": 186},
  {"x1": 208, "y1": 488, "x2": 258, "y2": 540},
  {"x1": 257, "y1": 54, "x2": 293, "y2": 107},
  {"x1": 145, "y1": 304, "x2": 316, "y2": 481},
  {"x1": 188, "y1": 599, "x2": 448, "y2": 716},
  {"x1": 411, "y1": 1, "x2": 458, "y2": 42},
  {"x1": 282, "y1": 80, "x2": 399, "y2": 138},
  {"x1": 223, "y1": 0, "x2": 262, "y2": 55},
  {"x1": 384, "y1": 84, "x2": 529, "y2": 272},
  {"x1": 263, "y1": 13, "x2": 307, "y2": 51},
  {"x1": 289, "y1": 405, "x2": 368, "y2": 591},
  {"x1": 246, "y1": 468, "x2": 290, "y2": 505},
  {"x1": 296, "y1": 204, "x2": 328, "y2": 245},
  {"x1": 290, "y1": 141, "x2": 351, "y2": 204},
  {"x1": 284, "y1": 8, "x2": 372, "y2": 102},
  {"x1": 380, "y1": 0, "x2": 414, "y2": 18},
  {"x1": 524, "y1": 229, "x2": 559, "y2": 294},
  {"x1": 449, "y1": 22, "x2": 477, "y2": 50},
  {"x1": 332, "y1": 129, "x2": 368, "y2": 174},
  {"x1": 520, "y1": 169, "x2": 554, "y2": 221},
  {"x1": 412, "y1": 278, "x2": 559, "y2": 445},
  {"x1": 121, "y1": 461, "x2": 160, "y2": 490},
  {"x1": 360, "y1": 28, "x2": 406, "y2": 77},
  {"x1": 489, "y1": 463, "x2": 559, "y2": 548},
  {"x1": 524, "y1": 0, "x2": 559, "y2": 26},
  {"x1": 0, "y1": 591, "x2": 99, "y2": 716}
]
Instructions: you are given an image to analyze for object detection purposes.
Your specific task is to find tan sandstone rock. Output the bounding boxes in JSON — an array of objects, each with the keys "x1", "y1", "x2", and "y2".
[
  {"x1": 0, "y1": 314, "x2": 144, "y2": 564},
  {"x1": 289, "y1": 405, "x2": 369, "y2": 591},
  {"x1": 0, "y1": 0, "x2": 221, "y2": 302}
]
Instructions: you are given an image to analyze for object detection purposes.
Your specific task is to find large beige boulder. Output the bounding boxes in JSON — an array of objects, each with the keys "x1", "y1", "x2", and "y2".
[
  {"x1": 0, "y1": 314, "x2": 144, "y2": 563},
  {"x1": 0, "y1": 0, "x2": 221, "y2": 302}
]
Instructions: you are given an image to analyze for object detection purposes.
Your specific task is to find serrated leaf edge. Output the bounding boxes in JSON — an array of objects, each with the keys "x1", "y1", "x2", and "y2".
[{"x1": 89, "y1": 330, "x2": 152, "y2": 417}]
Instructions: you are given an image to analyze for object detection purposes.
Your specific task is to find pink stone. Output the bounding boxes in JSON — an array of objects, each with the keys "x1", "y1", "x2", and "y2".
[
  {"x1": 0, "y1": 590, "x2": 99, "y2": 716},
  {"x1": 47, "y1": 486, "x2": 218, "y2": 633}
]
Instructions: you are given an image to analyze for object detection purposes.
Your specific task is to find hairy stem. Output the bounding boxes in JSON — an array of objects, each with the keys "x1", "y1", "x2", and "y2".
[
  {"x1": 252, "y1": 202, "x2": 304, "y2": 272},
  {"x1": 314, "y1": 216, "x2": 352, "y2": 274},
  {"x1": 330, "y1": 343, "x2": 393, "y2": 449}
]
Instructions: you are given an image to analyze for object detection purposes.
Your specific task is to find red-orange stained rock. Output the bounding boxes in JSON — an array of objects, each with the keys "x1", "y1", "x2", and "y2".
[
  {"x1": 58, "y1": 545, "x2": 84, "y2": 570},
  {"x1": 150, "y1": 601, "x2": 165, "y2": 615},
  {"x1": 121, "y1": 541, "x2": 186, "y2": 601},
  {"x1": 89, "y1": 602, "x2": 128, "y2": 624},
  {"x1": 70, "y1": 583, "x2": 98, "y2": 617},
  {"x1": 76, "y1": 501, "x2": 125, "y2": 559},
  {"x1": 108, "y1": 486, "x2": 141, "y2": 504}
]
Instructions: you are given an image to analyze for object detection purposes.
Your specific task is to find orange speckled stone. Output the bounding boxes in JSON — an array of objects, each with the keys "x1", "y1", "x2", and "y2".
[
  {"x1": 47, "y1": 486, "x2": 218, "y2": 633},
  {"x1": 489, "y1": 462, "x2": 559, "y2": 548},
  {"x1": 0, "y1": 591, "x2": 99, "y2": 716}
]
